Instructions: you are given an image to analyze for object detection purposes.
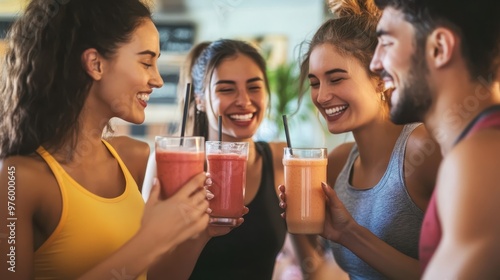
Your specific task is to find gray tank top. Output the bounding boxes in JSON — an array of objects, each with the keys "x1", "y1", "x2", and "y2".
[{"x1": 330, "y1": 123, "x2": 424, "y2": 280}]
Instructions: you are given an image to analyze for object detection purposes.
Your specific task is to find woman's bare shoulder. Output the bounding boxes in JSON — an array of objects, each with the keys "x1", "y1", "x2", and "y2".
[
  {"x1": 1, "y1": 154, "x2": 51, "y2": 179},
  {"x1": 328, "y1": 142, "x2": 355, "y2": 165},
  {"x1": 404, "y1": 125, "x2": 442, "y2": 209},
  {"x1": 106, "y1": 136, "x2": 150, "y2": 155},
  {"x1": 105, "y1": 136, "x2": 150, "y2": 164},
  {"x1": 268, "y1": 141, "x2": 287, "y2": 167},
  {"x1": 327, "y1": 142, "x2": 355, "y2": 186},
  {"x1": 105, "y1": 136, "x2": 151, "y2": 189},
  {"x1": 0, "y1": 154, "x2": 54, "y2": 210},
  {"x1": 268, "y1": 141, "x2": 287, "y2": 156},
  {"x1": 405, "y1": 124, "x2": 442, "y2": 178}
]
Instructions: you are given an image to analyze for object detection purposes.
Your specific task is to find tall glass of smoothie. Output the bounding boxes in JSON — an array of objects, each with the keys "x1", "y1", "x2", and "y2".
[
  {"x1": 155, "y1": 136, "x2": 205, "y2": 199},
  {"x1": 283, "y1": 148, "x2": 327, "y2": 234},
  {"x1": 206, "y1": 141, "x2": 249, "y2": 226}
]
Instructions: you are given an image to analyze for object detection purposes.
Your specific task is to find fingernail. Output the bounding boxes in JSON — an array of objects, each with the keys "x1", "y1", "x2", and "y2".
[
  {"x1": 279, "y1": 202, "x2": 285, "y2": 208},
  {"x1": 206, "y1": 191, "x2": 214, "y2": 200},
  {"x1": 321, "y1": 182, "x2": 327, "y2": 188},
  {"x1": 205, "y1": 178, "x2": 212, "y2": 186},
  {"x1": 153, "y1": 177, "x2": 158, "y2": 185},
  {"x1": 206, "y1": 208, "x2": 212, "y2": 214}
]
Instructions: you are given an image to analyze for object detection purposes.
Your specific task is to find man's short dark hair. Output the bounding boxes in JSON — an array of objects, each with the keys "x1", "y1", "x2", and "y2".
[{"x1": 374, "y1": 0, "x2": 500, "y2": 80}]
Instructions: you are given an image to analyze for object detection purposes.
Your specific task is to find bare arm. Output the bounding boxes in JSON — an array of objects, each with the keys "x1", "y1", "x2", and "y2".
[
  {"x1": 0, "y1": 158, "x2": 37, "y2": 280},
  {"x1": 322, "y1": 184, "x2": 421, "y2": 279},
  {"x1": 423, "y1": 131, "x2": 500, "y2": 279},
  {"x1": 289, "y1": 235, "x2": 348, "y2": 280},
  {"x1": 404, "y1": 125, "x2": 442, "y2": 211},
  {"x1": 147, "y1": 209, "x2": 246, "y2": 280},
  {"x1": 146, "y1": 232, "x2": 210, "y2": 280}
]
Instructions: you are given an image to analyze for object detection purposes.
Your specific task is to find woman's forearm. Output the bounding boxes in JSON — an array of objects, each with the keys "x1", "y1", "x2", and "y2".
[
  {"x1": 147, "y1": 231, "x2": 211, "y2": 280},
  {"x1": 339, "y1": 223, "x2": 421, "y2": 279}
]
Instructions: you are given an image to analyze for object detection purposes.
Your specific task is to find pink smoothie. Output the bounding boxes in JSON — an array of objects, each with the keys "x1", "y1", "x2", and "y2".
[
  {"x1": 207, "y1": 153, "x2": 247, "y2": 223},
  {"x1": 156, "y1": 150, "x2": 205, "y2": 199}
]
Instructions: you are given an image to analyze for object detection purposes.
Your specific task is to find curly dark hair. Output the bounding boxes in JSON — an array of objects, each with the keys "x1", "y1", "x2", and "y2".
[{"x1": 0, "y1": 0, "x2": 151, "y2": 158}]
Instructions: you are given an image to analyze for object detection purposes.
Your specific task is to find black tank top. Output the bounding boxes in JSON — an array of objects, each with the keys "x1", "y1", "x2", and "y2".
[{"x1": 189, "y1": 142, "x2": 287, "y2": 280}]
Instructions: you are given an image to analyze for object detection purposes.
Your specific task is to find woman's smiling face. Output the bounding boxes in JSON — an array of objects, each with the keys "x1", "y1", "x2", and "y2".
[
  {"x1": 204, "y1": 53, "x2": 268, "y2": 140},
  {"x1": 308, "y1": 43, "x2": 382, "y2": 134}
]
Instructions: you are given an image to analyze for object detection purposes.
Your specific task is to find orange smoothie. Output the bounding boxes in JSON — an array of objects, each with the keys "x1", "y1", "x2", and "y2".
[
  {"x1": 283, "y1": 157, "x2": 327, "y2": 234},
  {"x1": 156, "y1": 150, "x2": 205, "y2": 199}
]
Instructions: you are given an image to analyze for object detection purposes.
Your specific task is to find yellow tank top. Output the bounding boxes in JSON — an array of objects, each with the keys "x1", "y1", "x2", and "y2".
[{"x1": 34, "y1": 140, "x2": 146, "y2": 280}]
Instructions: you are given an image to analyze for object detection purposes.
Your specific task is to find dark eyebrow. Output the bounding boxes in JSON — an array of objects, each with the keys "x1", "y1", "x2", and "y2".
[
  {"x1": 136, "y1": 50, "x2": 160, "y2": 58},
  {"x1": 325, "y1": 68, "x2": 347, "y2": 75},
  {"x1": 215, "y1": 77, "x2": 264, "y2": 85},
  {"x1": 308, "y1": 68, "x2": 347, "y2": 79},
  {"x1": 247, "y1": 77, "x2": 264, "y2": 83},
  {"x1": 375, "y1": 29, "x2": 391, "y2": 37},
  {"x1": 215, "y1": 80, "x2": 235, "y2": 85}
]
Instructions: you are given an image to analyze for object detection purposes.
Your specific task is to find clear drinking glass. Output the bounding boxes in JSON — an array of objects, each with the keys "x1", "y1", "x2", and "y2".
[
  {"x1": 283, "y1": 147, "x2": 327, "y2": 234},
  {"x1": 155, "y1": 136, "x2": 205, "y2": 199},
  {"x1": 206, "y1": 141, "x2": 249, "y2": 226}
]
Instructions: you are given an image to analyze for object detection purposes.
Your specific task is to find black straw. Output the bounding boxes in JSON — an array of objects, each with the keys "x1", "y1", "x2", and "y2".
[
  {"x1": 218, "y1": 115, "x2": 222, "y2": 142},
  {"x1": 282, "y1": 115, "x2": 292, "y2": 152},
  {"x1": 180, "y1": 83, "x2": 192, "y2": 146}
]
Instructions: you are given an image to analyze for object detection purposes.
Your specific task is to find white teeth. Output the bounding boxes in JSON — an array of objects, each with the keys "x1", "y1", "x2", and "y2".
[
  {"x1": 229, "y1": 113, "x2": 253, "y2": 120},
  {"x1": 384, "y1": 81, "x2": 395, "y2": 90},
  {"x1": 137, "y1": 93, "x2": 150, "y2": 102},
  {"x1": 325, "y1": 105, "x2": 348, "y2": 116}
]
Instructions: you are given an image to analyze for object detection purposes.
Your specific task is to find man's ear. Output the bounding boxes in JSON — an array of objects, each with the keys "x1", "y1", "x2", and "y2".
[
  {"x1": 81, "y1": 48, "x2": 103, "y2": 80},
  {"x1": 427, "y1": 27, "x2": 457, "y2": 69}
]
